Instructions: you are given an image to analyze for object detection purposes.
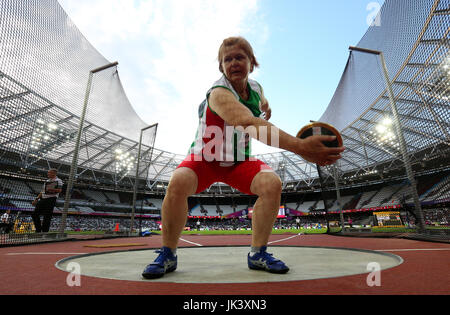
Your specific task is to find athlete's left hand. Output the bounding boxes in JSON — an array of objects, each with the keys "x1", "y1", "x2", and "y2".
[{"x1": 261, "y1": 102, "x2": 271, "y2": 121}]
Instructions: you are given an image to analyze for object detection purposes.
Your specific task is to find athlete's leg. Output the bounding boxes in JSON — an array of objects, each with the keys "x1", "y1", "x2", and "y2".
[
  {"x1": 224, "y1": 160, "x2": 282, "y2": 248},
  {"x1": 218, "y1": 160, "x2": 288, "y2": 273},
  {"x1": 161, "y1": 167, "x2": 198, "y2": 250},
  {"x1": 32, "y1": 201, "x2": 44, "y2": 233},
  {"x1": 249, "y1": 170, "x2": 282, "y2": 247}
]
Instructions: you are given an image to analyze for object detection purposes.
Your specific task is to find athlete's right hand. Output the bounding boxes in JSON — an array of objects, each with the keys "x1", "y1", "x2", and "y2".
[{"x1": 296, "y1": 136, "x2": 345, "y2": 166}]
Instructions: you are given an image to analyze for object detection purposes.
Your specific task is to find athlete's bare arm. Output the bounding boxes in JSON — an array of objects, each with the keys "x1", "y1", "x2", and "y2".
[
  {"x1": 259, "y1": 89, "x2": 271, "y2": 121},
  {"x1": 208, "y1": 87, "x2": 344, "y2": 166}
]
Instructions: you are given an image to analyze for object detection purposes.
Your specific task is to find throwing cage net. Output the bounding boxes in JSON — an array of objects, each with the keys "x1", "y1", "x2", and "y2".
[
  {"x1": 315, "y1": 0, "x2": 449, "y2": 239},
  {"x1": 0, "y1": 0, "x2": 155, "y2": 245}
]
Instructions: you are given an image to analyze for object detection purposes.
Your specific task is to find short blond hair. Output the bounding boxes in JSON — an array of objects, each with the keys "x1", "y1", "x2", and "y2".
[{"x1": 218, "y1": 37, "x2": 259, "y2": 73}]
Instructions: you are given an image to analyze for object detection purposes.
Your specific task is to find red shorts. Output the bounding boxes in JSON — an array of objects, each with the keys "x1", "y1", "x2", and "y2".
[{"x1": 176, "y1": 154, "x2": 273, "y2": 195}]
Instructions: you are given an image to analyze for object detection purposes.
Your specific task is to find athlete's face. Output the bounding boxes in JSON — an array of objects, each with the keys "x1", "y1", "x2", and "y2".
[
  {"x1": 221, "y1": 45, "x2": 252, "y2": 84},
  {"x1": 47, "y1": 170, "x2": 56, "y2": 179}
]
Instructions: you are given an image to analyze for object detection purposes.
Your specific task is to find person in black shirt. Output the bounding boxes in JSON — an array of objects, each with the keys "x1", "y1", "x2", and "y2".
[
  {"x1": 31, "y1": 169, "x2": 63, "y2": 233},
  {"x1": 0, "y1": 209, "x2": 12, "y2": 234}
]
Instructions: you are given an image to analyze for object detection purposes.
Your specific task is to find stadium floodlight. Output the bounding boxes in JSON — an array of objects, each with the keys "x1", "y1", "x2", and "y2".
[
  {"x1": 28, "y1": 118, "x2": 76, "y2": 160},
  {"x1": 436, "y1": 56, "x2": 450, "y2": 99},
  {"x1": 443, "y1": 56, "x2": 450, "y2": 71},
  {"x1": 381, "y1": 117, "x2": 392, "y2": 126},
  {"x1": 416, "y1": 55, "x2": 450, "y2": 102},
  {"x1": 370, "y1": 116, "x2": 401, "y2": 152},
  {"x1": 114, "y1": 148, "x2": 135, "y2": 178},
  {"x1": 422, "y1": 55, "x2": 450, "y2": 101}
]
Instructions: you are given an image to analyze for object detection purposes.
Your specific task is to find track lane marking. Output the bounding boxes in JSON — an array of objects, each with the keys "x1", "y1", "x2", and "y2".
[
  {"x1": 6, "y1": 252, "x2": 87, "y2": 255},
  {"x1": 179, "y1": 238, "x2": 203, "y2": 247},
  {"x1": 375, "y1": 248, "x2": 450, "y2": 252},
  {"x1": 179, "y1": 233, "x2": 303, "y2": 247},
  {"x1": 268, "y1": 233, "x2": 302, "y2": 245}
]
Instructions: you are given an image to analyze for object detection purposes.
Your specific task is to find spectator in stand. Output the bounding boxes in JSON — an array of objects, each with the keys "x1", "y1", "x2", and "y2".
[
  {"x1": 348, "y1": 218, "x2": 353, "y2": 228},
  {"x1": 31, "y1": 169, "x2": 63, "y2": 233}
]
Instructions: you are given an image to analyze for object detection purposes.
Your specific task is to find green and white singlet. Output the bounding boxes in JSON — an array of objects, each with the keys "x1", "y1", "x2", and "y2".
[{"x1": 189, "y1": 75, "x2": 265, "y2": 164}]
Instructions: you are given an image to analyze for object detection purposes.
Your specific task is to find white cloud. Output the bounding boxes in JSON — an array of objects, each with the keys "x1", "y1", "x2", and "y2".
[
  {"x1": 58, "y1": 0, "x2": 267, "y2": 154},
  {"x1": 59, "y1": 0, "x2": 154, "y2": 43}
]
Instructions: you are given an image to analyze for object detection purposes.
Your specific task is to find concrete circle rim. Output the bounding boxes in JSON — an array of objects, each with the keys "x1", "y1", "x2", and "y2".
[{"x1": 55, "y1": 245, "x2": 404, "y2": 284}]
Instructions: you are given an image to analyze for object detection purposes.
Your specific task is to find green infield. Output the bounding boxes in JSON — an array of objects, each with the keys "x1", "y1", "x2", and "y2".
[
  {"x1": 151, "y1": 227, "x2": 341, "y2": 236},
  {"x1": 66, "y1": 230, "x2": 116, "y2": 235},
  {"x1": 64, "y1": 226, "x2": 448, "y2": 236}
]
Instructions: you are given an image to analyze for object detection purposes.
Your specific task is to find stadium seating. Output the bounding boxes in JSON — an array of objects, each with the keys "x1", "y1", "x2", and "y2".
[
  {"x1": 284, "y1": 202, "x2": 298, "y2": 210},
  {"x1": 329, "y1": 195, "x2": 354, "y2": 211},
  {"x1": 297, "y1": 201, "x2": 315, "y2": 212},
  {"x1": 147, "y1": 198, "x2": 163, "y2": 209},
  {"x1": 423, "y1": 176, "x2": 450, "y2": 202},
  {"x1": 189, "y1": 205, "x2": 203, "y2": 216},
  {"x1": 219, "y1": 205, "x2": 236, "y2": 215},
  {"x1": 202, "y1": 205, "x2": 217, "y2": 216},
  {"x1": 103, "y1": 191, "x2": 121, "y2": 204},
  {"x1": 364, "y1": 186, "x2": 397, "y2": 208},
  {"x1": 82, "y1": 190, "x2": 108, "y2": 203},
  {"x1": 28, "y1": 181, "x2": 44, "y2": 194},
  {"x1": 74, "y1": 206, "x2": 95, "y2": 214},
  {"x1": 11, "y1": 200, "x2": 33, "y2": 210},
  {"x1": 356, "y1": 191, "x2": 378, "y2": 209},
  {"x1": 1, "y1": 172, "x2": 449, "y2": 235}
]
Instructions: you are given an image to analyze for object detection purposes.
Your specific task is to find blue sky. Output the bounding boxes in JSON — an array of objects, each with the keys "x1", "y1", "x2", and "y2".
[{"x1": 58, "y1": 0, "x2": 385, "y2": 155}]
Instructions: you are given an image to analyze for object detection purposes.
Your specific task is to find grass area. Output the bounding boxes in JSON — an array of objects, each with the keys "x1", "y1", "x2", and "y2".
[
  {"x1": 65, "y1": 226, "x2": 448, "y2": 236},
  {"x1": 66, "y1": 231, "x2": 111, "y2": 235},
  {"x1": 154, "y1": 228, "x2": 341, "y2": 235},
  {"x1": 372, "y1": 226, "x2": 450, "y2": 233},
  {"x1": 64, "y1": 229, "x2": 331, "y2": 236},
  {"x1": 371, "y1": 227, "x2": 412, "y2": 233},
  {"x1": 179, "y1": 229, "x2": 314, "y2": 235}
]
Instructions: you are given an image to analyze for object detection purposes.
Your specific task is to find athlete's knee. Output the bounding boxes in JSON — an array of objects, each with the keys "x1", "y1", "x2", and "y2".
[
  {"x1": 167, "y1": 167, "x2": 198, "y2": 197},
  {"x1": 251, "y1": 171, "x2": 282, "y2": 197}
]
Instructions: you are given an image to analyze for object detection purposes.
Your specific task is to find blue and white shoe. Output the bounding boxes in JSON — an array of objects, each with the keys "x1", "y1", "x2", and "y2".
[
  {"x1": 142, "y1": 247, "x2": 177, "y2": 279},
  {"x1": 247, "y1": 246, "x2": 289, "y2": 274}
]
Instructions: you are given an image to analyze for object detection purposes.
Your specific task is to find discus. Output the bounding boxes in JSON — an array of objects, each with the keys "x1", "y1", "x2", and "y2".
[
  {"x1": 296, "y1": 121, "x2": 343, "y2": 234},
  {"x1": 296, "y1": 122, "x2": 343, "y2": 148}
]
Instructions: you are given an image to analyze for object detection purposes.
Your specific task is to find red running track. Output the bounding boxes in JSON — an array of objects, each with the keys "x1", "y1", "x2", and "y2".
[{"x1": 0, "y1": 234, "x2": 449, "y2": 295}]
